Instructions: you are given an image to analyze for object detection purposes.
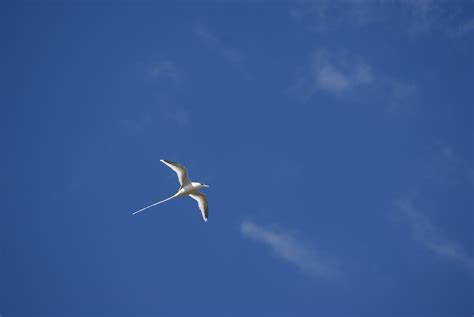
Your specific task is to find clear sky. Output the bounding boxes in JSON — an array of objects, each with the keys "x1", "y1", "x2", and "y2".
[{"x1": 1, "y1": 1, "x2": 473, "y2": 317}]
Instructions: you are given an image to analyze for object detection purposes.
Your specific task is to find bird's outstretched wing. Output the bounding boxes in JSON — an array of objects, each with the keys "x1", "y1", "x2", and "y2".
[
  {"x1": 160, "y1": 159, "x2": 191, "y2": 186},
  {"x1": 189, "y1": 192, "x2": 208, "y2": 222}
]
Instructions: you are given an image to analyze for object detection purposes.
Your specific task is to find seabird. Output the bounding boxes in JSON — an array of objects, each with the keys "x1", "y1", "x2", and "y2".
[{"x1": 132, "y1": 159, "x2": 210, "y2": 222}]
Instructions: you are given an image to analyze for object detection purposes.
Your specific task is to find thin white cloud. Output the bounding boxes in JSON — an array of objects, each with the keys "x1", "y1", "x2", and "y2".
[
  {"x1": 385, "y1": 81, "x2": 417, "y2": 114},
  {"x1": 295, "y1": 48, "x2": 374, "y2": 98},
  {"x1": 149, "y1": 60, "x2": 180, "y2": 83},
  {"x1": 292, "y1": 48, "x2": 416, "y2": 113},
  {"x1": 290, "y1": 0, "x2": 377, "y2": 31},
  {"x1": 194, "y1": 25, "x2": 244, "y2": 64},
  {"x1": 119, "y1": 113, "x2": 152, "y2": 135},
  {"x1": 166, "y1": 108, "x2": 190, "y2": 126},
  {"x1": 396, "y1": 197, "x2": 474, "y2": 277},
  {"x1": 424, "y1": 146, "x2": 474, "y2": 188},
  {"x1": 240, "y1": 220, "x2": 339, "y2": 279},
  {"x1": 398, "y1": 0, "x2": 469, "y2": 35},
  {"x1": 453, "y1": 18, "x2": 474, "y2": 37},
  {"x1": 290, "y1": 0, "x2": 474, "y2": 38},
  {"x1": 194, "y1": 25, "x2": 253, "y2": 82},
  {"x1": 317, "y1": 65, "x2": 350, "y2": 93}
]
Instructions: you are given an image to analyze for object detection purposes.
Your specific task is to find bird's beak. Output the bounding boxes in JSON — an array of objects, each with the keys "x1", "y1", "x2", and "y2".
[{"x1": 205, "y1": 185, "x2": 210, "y2": 188}]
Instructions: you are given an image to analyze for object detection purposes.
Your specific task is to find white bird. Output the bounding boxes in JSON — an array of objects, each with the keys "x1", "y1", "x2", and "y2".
[{"x1": 132, "y1": 159, "x2": 210, "y2": 222}]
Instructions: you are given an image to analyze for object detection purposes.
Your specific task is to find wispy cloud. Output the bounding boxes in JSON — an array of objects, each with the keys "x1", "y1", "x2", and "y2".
[
  {"x1": 119, "y1": 113, "x2": 152, "y2": 135},
  {"x1": 290, "y1": 0, "x2": 474, "y2": 37},
  {"x1": 395, "y1": 197, "x2": 474, "y2": 277},
  {"x1": 194, "y1": 25, "x2": 244, "y2": 64},
  {"x1": 306, "y1": 49, "x2": 373, "y2": 96},
  {"x1": 240, "y1": 220, "x2": 339, "y2": 279},
  {"x1": 291, "y1": 48, "x2": 416, "y2": 112},
  {"x1": 148, "y1": 60, "x2": 180, "y2": 83},
  {"x1": 385, "y1": 81, "x2": 417, "y2": 114},
  {"x1": 166, "y1": 108, "x2": 190, "y2": 126},
  {"x1": 194, "y1": 25, "x2": 253, "y2": 82},
  {"x1": 422, "y1": 145, "x2": 474, "y2": 188},
  {"x1": 398, "y1": 0, "x2": 474, "y2": 36},
  {"x1": 290, "y1": 0, "x2": 377, "y2": 31},
  {"x1": 453, "y1": 18, "x2": 474, "y2": 37}
]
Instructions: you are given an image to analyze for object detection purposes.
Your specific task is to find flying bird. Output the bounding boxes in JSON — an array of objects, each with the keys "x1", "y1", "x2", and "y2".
[{"x1": 132, "y1": 159, "x2": 210, "y2": 222}]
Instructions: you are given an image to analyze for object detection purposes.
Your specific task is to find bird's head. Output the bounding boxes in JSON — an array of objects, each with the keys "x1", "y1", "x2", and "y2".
[{"x1": 200, "y1": 183, "x2": 210, "y2": 188}]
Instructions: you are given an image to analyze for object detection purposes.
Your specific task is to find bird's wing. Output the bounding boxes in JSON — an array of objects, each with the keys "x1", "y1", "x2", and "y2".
[
  {"x1": 189, "y1": 192, "x2": 208, "y2": 222},
  {"x1": 160, "y1": 159, "x2": 191, "y2": 186}
]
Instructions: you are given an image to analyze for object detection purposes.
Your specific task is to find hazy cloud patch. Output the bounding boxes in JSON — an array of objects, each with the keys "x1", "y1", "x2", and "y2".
[
  {"x1": 148, "y1": 60, "x2": 180, "y2": 83},
  {"x1": 119, "y1": 113, "x2": 152, "y2": 135},
  {"x1": 166, "y1": 108, "x2": 190, "y2": 126},
  {"x1": 194, "y1": 25, "x2": 253, "y2": 82},
  {"x1": 293, "y1": 49, "x2": 374, "y2": 98},
  {"x1": 395, "y1": 197, "x2": 474, "y2": 277},
  {"x1": 291, "y1": 48, "x2": 416, "y2": 113},
  {"x1": 241, "y1": 220, "x2": 339, "y2": 279},
  {"x1": 317, "y1": 50, "x2": 373, "y2": 95},
  {"x1": 290, "y1": 0, "x2": 474, "y2": 37},
  {"x1": 290, "y1": 0, "x2": 378, "y2": 31},
  {"x1": 423, "y1": 146, "x2": 474, "y2": 188}
]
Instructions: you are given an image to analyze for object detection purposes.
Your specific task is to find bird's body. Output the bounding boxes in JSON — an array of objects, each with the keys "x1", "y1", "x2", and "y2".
[
  {"x1": 132, "y1": 160, "x2": 210, "y2": 222},
  {"x1": 177, "y1": 182, "x2": 207, "y2": 197}
]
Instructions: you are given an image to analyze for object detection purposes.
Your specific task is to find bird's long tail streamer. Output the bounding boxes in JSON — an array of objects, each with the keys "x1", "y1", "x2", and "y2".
[{"x1": 132, "y1": 194, "x2": 177, "y2": 215}]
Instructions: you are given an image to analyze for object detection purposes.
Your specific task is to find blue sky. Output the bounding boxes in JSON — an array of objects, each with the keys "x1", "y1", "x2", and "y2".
[{"x1": 1, "y1": 1, "x2": 473, "y2": 316}]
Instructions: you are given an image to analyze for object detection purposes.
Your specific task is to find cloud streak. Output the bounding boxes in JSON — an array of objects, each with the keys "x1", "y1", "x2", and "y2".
[
  {"x1": 290, "y1": 0, "x2": 377, "y2": 31},
  {"x1": 290, "y1": 0, "x2": 474, "y2": 38},
  {"x1": 311, "y1": 49, "x2": 373, "y2": 95},
  {"x1": 194, "y1": 26, "x2": 243, "y2": 64},
  {"x1": 166, "y1": 108, "x2": 190, "y2": 126},
  {"x1": 424, "y1": 146, "x2": 474, "y2": 188},
  {"x1": 241, "y1": 220, "x2": 339, "y2": 279},
  {"x1": 396, "y1": 197, "x2": 474, "y2": 277},
  {"x1": 194, "y1": 25, "x2": 253, "y2": 82},
  {"x1": 148, "y1": 60, "x2": 180, "y2": 83},
  {"x1": 119, "y1": 113, "x2": 152, "y2": 135},
  {"x1": 292, "y1": 48, "x2": 374, "y2": 99},
  {"x1": 291, "y1": 48, "x2": 416, "y2": 113}
]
